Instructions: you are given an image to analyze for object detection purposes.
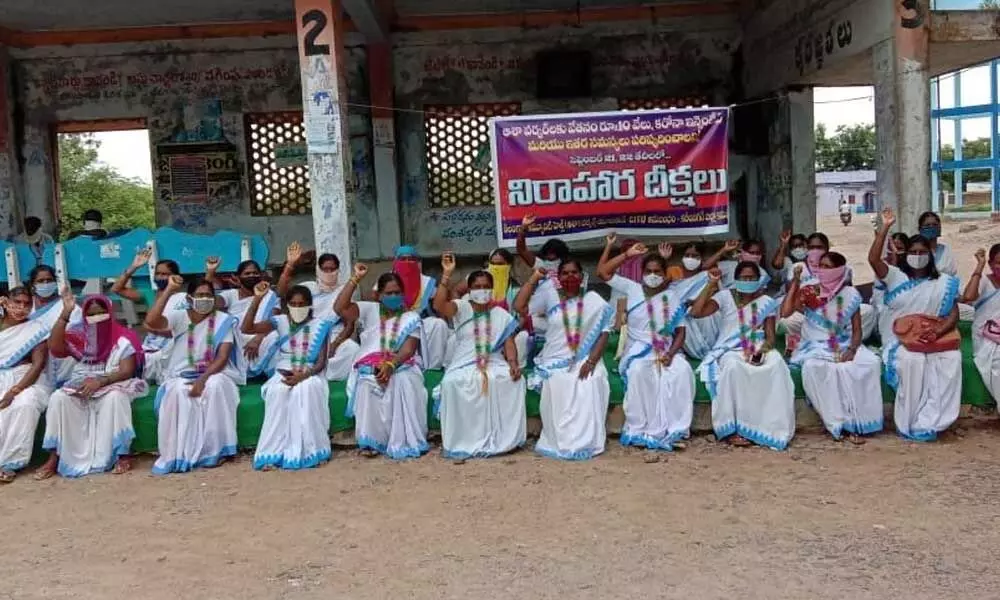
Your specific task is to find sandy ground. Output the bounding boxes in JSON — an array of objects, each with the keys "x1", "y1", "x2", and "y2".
[
  {"x1": 819, "y1": 214, "x2": 999, "y2": 285},
  {"x1": 4, "y1": 421, "x2": 1000, "y2": 600}
]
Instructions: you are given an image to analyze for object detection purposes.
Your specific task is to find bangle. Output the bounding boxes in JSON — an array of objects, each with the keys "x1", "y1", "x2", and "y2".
[{"x1": 349, "y1": 276, "x2": 361, "y2": 286}]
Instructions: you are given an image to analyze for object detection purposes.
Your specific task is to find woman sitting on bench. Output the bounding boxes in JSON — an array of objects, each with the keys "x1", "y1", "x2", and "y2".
[
  {"x1": 209, "y1": 258, "x2": 279, "y2": 379},
  {"x1": 144, "y1": 276, "x2": 243, "y2": 474},
  {"x1": 241, "y1": 281, "x2": 333, "y2": 471},
  {"x1": 28, "y1": 264, "x2": 82, "y2": 387}
]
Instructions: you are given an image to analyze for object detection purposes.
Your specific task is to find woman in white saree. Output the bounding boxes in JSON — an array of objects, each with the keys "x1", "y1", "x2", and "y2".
[
  {"x1": 336, "y1": 264, "x2": 428, "y2": 460},
  {"x1": 691, "y1": 262, "x2": 795, "y2": 450},
  {"x1": 28, "y1": 265, "x2": 82, "y2": 388},
  {"x1": 869, "y1": 208, "x2": 961, "y2": 442},
  {"x1": 210, "y1": 258, "x2": 280, "y2": 379},
  {"x1": 277, "y1": 243, "x2": 359, "y2": 380},
  {"x1": 242, "y1": 281, "x2": 333, "y2": 471},
  {"x1": 513, "y1": 260, "x2": 613, "y2": 460},
  {"x1": 598, "y1": 239, "x2": 694, "y2": 452},
  {"x1": 36, "y1": 292, "x2": 147, "y2": 479},
  {"x1": 0, "y1": 287, "x2": 50, "y2": 483},
  {"x1": 144, "y1": 276, "x2": 244, "y2": 474},
  {"x1": 963, "y1": 245, "x2": 1000, "y2": 404},
  {"x1": 432, "y1": 253, "x2": 526, "y2": 460},
  {"x1": 783, "y1": 253, "x2": 883, "y2": 443},
  {"x1": 667, "y1": 242, "x2": 728, "y2": 360}
]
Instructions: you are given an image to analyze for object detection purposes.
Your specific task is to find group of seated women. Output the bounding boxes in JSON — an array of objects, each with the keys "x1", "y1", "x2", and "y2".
[{"x1": 0, "y1": 207, "x2": 991, "y2": 482}]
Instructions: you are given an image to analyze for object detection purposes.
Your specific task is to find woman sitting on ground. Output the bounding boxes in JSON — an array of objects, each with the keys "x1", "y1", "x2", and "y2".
[
  {"x1": 597, "y1": 238, "x2": 695, "y2": 452},
  {"x1": 513, "y1": 260, "x2": 612, "y2": 460},
  {"x1": 336, "y1": 264, "x2": 428, "y2": 459},
  {"x1": 277, "y1": 242, "x2": 359, "y2": 380},
  {"x1": 432, "y1": 253, "x2": 526, "y2": 460},
  {"x1": 37, "y1": 291, "x2": 147, "y2": 479},
  {"x1": 209, "y1": 258, "x2": 279, "y2": 379},
  {"x1": 111, "y1": 248, "x2": 187, "y2": 384},
  {"x1": 690, "y1": 262, "x2": 795, "y2": 450},
  {"x1": 144, "y1": 276, "x2": 243, "y2": 474},
  {"x1": 783, "y1": 253, "x2": 883, "y2": 443},
  {"x1": 869, "y1": 208, "x2": 961, "y2": 442},
  {"x1": 241, "y1": 281, "x2": 333, "y2": 471},
  {"x1": 0, "y1": 287, "x2": 50, "y2": 484}
]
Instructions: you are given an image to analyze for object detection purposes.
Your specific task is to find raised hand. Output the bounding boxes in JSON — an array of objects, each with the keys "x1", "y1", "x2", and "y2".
[
  {"x1": 530, "y1": 267, "x2": 547, "y2": 283},
  {"x1": 205, "y1": 256, "x2": 221, "y2": 272},
  {"x1": 976, "y1": 248, "x2": 987, "y2": 270},
  {"x1": 253, "y1": 281, "x2": 271, "y2": 297},
  {"x1": 780, "y1": 230, "x2": 791, "y2": 245},
  {"x1": 166, "y1": 275, "x2": 184, "y2": 293},
  {"x1": 354, "y1": 263, "x2": 369, "y2": 279},
  {"x1": 793, "y1": 263, "x2": 804, "y2": 279},
  {"x1": 707, "y1": 267, "x2": 722, "y2": 282},
  {"x1": 881, "y1": 208, "x2": 896, "y2": 230},
  {"x1": 441, "y1": 252, "x2": 456, "y2": 276},
  {"x1": 723, "y1": 239, "x2": 740, "y2": 253},
  {"x1": 658, "y1": 243, "x2": 673, "y2": 260},
  {"x1": 521, "y1": 214, "x2": 537, "y2": 229},
  {"x1": 605, "y1": 232, "x2": 617, "y2": 246},
  {"x1": 60, "y1": 286, "x2": 76, "y2": 314},
  {"x1": 625, "y1": 243, "x2": 648, "y2": 258},
  {"x1": 131, "y1": 248, "x2": 153, "y2": 270},
  {"x1": 286, "y1": 242, "x2": 303, "y2": 266}
]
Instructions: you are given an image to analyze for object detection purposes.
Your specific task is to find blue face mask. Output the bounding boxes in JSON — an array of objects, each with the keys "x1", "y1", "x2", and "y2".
[
  {"x1": 381, "y1": 295, "x2": 405, "y2": 311},
  {"x1": 34, "y1": 281, "x2": 57, "y2": 298},
  {"x1": 155, "y1": 278, "x2": 169, "y2": 291},
  {"x1": 732, "y1": 279, "x2": 763, "y2": 295},
  {"x1": 919, "y1": 225, "x2": 941, "y2": 240}
]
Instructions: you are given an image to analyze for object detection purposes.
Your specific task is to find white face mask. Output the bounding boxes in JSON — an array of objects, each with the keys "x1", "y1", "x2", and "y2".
[
  {"x1": 682, "y1": 257, "x2": 702, "y2": 271},
  {"x1": 192, "y1": 297, "x2": 215, "y2": 315},
  {"x1": 83, "y1": 220, "x2": 102, "y2": 231},
  {"x1": 906, "y1": 254, "x2": 930, "y2": 270},
  {"x1": 469, "y1": 289, "x2": 492, "y2": 305},
  {"x1": 642, "y1": 273, "x2": 665, "y2": 288},
  {"x1": 288, "y1": 306, "x2": 311, "y2": 324},
  {"x1": 86, "y1": 313, "x2": 110, "y2": 325},
  {"x1": 790, "y1": 247, "x2": 808, "y2": 261},
  {"x1": 536, "y1": 258, "x2": 559, "y2": 273}
]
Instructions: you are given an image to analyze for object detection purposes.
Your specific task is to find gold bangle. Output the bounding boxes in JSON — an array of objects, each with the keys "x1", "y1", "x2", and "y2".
[{"x1": 349, "y1": 276, "x2": 361, "y2": 286}]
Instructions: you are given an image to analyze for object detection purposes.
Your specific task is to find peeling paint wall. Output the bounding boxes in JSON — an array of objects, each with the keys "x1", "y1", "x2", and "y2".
[
  {"x1": 14, "y1": 42, "x2": 381, "y2": 261},
  {"x1": 392, "y1": 18, "x2": 740, "y2": 255}
]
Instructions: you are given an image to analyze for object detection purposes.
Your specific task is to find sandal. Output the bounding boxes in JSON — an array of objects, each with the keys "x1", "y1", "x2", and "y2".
[
  {"x1": 0, "y1": 470, "x2": 15, "y2": 484},
  {"x1": 33, "y1": 466, "x2": 57, "y2": 481},
  {"x1": 729, "y1": 435, "x2": 752, "y2": 448},
  {"x1": 360, "y1": 449, "x2": 379, "y2": 458},
  {"x1": 847, "y1": 434, "x2": 866, "y2": 446}
]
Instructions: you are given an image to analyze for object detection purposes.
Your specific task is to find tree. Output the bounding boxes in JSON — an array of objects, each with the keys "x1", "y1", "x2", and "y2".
[
  {"x1": 57, "y1": 133, "x2": 155, "y2": 240},
  {"x1": 938, "y1": 137, "x2": 992, "y2": 192},
  {"x1": 815, "y1": 123, "x2": 876, "y2": 171},
  {"x1": 981, "y1": 0, "x2": 1000, "y2": 9}
]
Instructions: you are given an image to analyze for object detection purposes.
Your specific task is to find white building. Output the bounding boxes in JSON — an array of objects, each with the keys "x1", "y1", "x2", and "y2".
[{"x1": 815, "y1": 171, "x2": 877, "y2": 218}]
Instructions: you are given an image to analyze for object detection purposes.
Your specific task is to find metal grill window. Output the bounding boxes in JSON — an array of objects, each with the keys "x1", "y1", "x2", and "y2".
[
  {"x1": 246, "y1": 112, "x2": 311, "y2": 216},
  {"x1": 618, "y1": 96, "x2": 710, "y2": 111},
  {"x1": 425, "y1": 103, "x2": 520, "y2": 208}
]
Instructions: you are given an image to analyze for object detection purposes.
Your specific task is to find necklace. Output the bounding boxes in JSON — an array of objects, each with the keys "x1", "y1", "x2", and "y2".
[
  {"x1": 289, "y1": 322, "x2": 311, "y2": 373},
  {"x1": 645, "y1": 291, "x2": 670, "y2": 357},
  {"x1": 736, "y1": 298, "x2": 759, "y2": 359},
  {"x1": 379, "y1": 308, "x2": 402, "y2": 357},
  {"x1": 186, "y1": 314, "x2": 215, "y2": 372},
  {"x1": 559, "y1": 291, "x2": 585, "y2": 356},
  {"x1": 825, "y1": 293, "x2": 845, "y2": 360},
  {"x1": 472, "y1": 307, "x2": 492, "y2": 394}
]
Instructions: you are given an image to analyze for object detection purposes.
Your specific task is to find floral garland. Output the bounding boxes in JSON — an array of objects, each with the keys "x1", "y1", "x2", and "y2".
[
  {"x1": 379, "y1": 307, "x2": 403, "y2": 357},
  {"x1": 559, "y1": 291, "x2": 585, "y2": 357},
  {"x1": 288, "y1": 323, "x2": 311, "y2": 373},
  {"x1": 472, "y1": 307, "x2": 492, "y2": 394},
  {"x1": 736, "y1": 300, "x2": 759, "y2": 360},
  {"x1": 825, "y1": 293, "x2": 846, "y2": 360},
  {"x1": 186, "y1": 315, "x2": 215, "y2": 373},
  {"x1": 646, "y1": 292, "x2": 670, "y2": 358}
]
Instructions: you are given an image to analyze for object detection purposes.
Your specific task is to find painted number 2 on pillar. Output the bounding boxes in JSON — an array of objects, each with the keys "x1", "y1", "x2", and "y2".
[{"x1": 302, "y1": 10, "x2": 331, "y2": 56}]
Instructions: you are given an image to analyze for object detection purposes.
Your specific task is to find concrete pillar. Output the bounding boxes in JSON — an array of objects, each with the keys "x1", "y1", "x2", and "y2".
[
  {"x1": 787, "y1": 90, "x2": 816, "y2": 236},
  {"x1": 873, "y1": 0, "x2": 931, "y2": 232},
  {"x1": 295, "y1": 0, "x2": 355, "y2": 270},
  {"x1": 0, "y1": 45, "x2": 20, "y2": 239},
  {"x1": 368, "y1": 43, "x2": 401, "y2": 258}
]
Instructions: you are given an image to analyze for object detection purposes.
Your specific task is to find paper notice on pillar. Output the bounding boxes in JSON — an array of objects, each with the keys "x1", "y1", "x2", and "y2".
[
  {"x1": 490, "y1": 108, "x2": 730, "y2": 247},
  {"x1": 306, "y1": 89, "x2": 341, "y2": 155}
]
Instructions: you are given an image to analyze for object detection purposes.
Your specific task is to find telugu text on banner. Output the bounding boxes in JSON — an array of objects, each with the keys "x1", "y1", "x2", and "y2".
[{"x1": 490, "y1": 108, "x2": 730, "y2": 247}]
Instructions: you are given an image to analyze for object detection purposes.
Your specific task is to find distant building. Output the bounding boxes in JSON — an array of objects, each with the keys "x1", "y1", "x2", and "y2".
[{"x1": 815, "y1": 170, "x2": 877, "y2": 217}]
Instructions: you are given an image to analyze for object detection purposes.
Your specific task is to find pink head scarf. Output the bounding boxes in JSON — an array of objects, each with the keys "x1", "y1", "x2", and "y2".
[
  {"x1": 56, "y1": 295, "x2": 144, "y2": 367},
  {"x1": 619, "y1": 239, "x2": 644, "y2": 283}
]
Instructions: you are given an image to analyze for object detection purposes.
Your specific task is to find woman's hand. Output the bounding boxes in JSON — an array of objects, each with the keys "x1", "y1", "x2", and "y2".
[
  {"x1": 253, "y1": 281, "x2": 271, "y2": 297},
  {"x1": 79, "y1": 377, "x2": 103, "y2": 399},
  {"x1": 131, "y1": 248, "x2": 153, "y2": 270},
  {"x1": 188, "y1": 378, "x2": 206, "y2": 398},
  {"x1": 282, "y1": 371, "x2": 308, "y2": 387},
  {"x1": 723, "y1": 239, "x2": 740, "y2": 253},
  {"x1": 244, "y1": 335, "x2": 262, "y2": 360},
  {"x1": 529, "y1": 267, "x2": 547, "y2": 284},
  {"x1": 658, "y1": 243, "x2": 673, "y2": 260},
  {"x1": 578, "y1": 359, "x2": 597, "y2": 380},
  {"x1": 521, "y1": 214, "x2": 536, "y2": 230},
  {"x1": 60, "y1": 286, "x2": 76, "y2": 315},
  {"x1": 839, "y1": 347, "x2": 857, "y2": 363},
  {"x1": 376, "y1": 361, "x2": 394, "y2": 386},
  {"x1": 205, "y1": 256, "x2": 221, "y2": 273},
  {"x1": 509, "y1": 362, "x2": 522, "y2": 381},
  {"x1": 881, "y1": 207, "x2": 896, "y2": 230},
  {"x1": 975, "y1": 248, "x2": 987, "y2": 272},
  {"x1": 707, "y1": 267, "x2": 722, "y2": 283},
  {"x1": 286, "y1": 242, "x2": 302, "y2": 266},
  {"x1": 353, "y1": 263, "x2": 369, "y2": 280},
  {"x1": 166, "y1": 275, "x2": 184, "y2": 293},
  {"x1": 0, "y1": 385, "x2": 19, "y2": 410},
  {"x1": 793, "y1": 263, "x2": 804, "y2": 281},
  {"x1": 625, "y1": 243, "x2": 648, "y2": 258},
  {"x1": 605, "y1": 232, "x2": 617, "y2": 247},
  {"x1": 441, "y1": 252, "x2": 456, "y2": 277},
  {"x1": 658, "y1": 352, "x2": 675, "y2": 367}
]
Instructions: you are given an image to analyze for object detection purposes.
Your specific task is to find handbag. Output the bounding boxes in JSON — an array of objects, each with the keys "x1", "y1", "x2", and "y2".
[
  {"x1": 892, "y1": 315, "x2": 960, "y2": 353},
  {"x1": 982, "y1": 319, "x2": 1000, "y2": 345}
]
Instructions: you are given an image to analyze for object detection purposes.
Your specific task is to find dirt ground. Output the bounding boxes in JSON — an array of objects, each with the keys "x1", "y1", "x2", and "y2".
[{"x1": 4, "y1": 421, "x2": 1000, "y2": 600}]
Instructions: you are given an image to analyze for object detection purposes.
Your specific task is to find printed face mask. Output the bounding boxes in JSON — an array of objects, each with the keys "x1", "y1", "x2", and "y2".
[
  {"x1": 86, "y1": 313, "x2": 111, "y2": 325},
  {"x1": 790, "y1": 247, "x2": 808, "y2": 261},
  {"x1": 906, "y1": 254, "x2": 930, "y2": 270},
  {"x1": 643, "y1": 273, "x2": 665, "y2": 288},
  {"x1": 469, "y1": 289, "x2": 492, "y2": 305},
  {"x1": 288, "y1": 306, "x2": 311, "y2": 324},
  {"x1": 192, "y1": 297, "x2": 216, "y2": 315},
  {"x1": 34, "y1": 281, "x2": 57, "y2": 298},
  {"x1": 536, "y1": 258, "x2": 559, "y2": 274},
  {"x1": 682, "y1": 257, "x2": 702, "y2": 271}
]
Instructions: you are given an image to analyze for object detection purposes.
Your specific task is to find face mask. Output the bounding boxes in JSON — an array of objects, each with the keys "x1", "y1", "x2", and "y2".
[
  {"x1": 288, "y1": 306, "x2": 311, "y2": 324},
  {"x1": 815, "y1": 266, "x2": 847, "y2": 298},
  {"x1": 86, "y1": 313, "x2": 111, "y2": 325},
  {"x1": 192, "y1": 297, "x2": 215, "y2": 315},
  {"x1": 536, "y1": 258, "x2": 559, "y2": 274},
  {"x1": 83, "y1": 220, "x2": 102, "y2": 231},
  {"x1": 919, "y1": 225, "x2": 941, "y2": 240},
  {"x1": 24, "y1": 231, "x2": 42, "y2": 245},
  {"x1": 240, "y1": 275, "x2": 262, "y2": 289},
  {"x1": 682, "y1": 256, "x2": 702, "y2": 271},
  {"x1": 790, "y1": 247, "x2": 808, "y2": 261},
  {"x1": 732, "y1": 279, "x2": 763, "y2": 295},
  {"x1": 806, "y1": 249, "x2": 825, "y2": 268},
  {"x1": 155, "y1": 278, "x2": 169, "y2": 291},
  {"x1": 34, "y1": 282, "x2": 57, "y2": 298},
  {"x1": 381, "y1": 295, "x2": 405, "y2": 311},
  {"x1": 906, "y1": 254, "x2": 930, "y2": 270},
  {"x1": 469, "y1": 289, "x2": 492, "y2": 305},
  {"x1": 739, "y1": 251, "x2": 762, "y2": 264},
  {"x1": 560, "y1": 275, "x2": 583, "y2": 296},
  {"x1": 487, "y1": 264, "x2": 511, "y2": 302},
  {"x1": 643, "y1": 273, "x2": 665, "y2": 288},
  {"x1": 316, "y1": 269, "x2": 339, "y2": 288}
]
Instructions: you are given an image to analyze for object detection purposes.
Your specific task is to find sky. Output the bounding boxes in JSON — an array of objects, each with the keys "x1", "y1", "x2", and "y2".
[{"x1": 91, "y1": 67, "x2": 996, "y2": 185}]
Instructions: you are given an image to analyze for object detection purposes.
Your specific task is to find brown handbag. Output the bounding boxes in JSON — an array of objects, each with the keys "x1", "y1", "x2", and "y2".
[{"x1": 892, "y1": 315, "x2": 960, "y2": 353}]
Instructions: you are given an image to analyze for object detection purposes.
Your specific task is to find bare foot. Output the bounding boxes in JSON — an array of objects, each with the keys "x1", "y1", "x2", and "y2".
[
  {"x1": 33, "y1": 454, "x2": 58, "y2": 481},
  {"x1": 729, "y1": 435, "x2": 752, "y2": 448},
  {"x1": 260, "y1": 464, "x2": 278, "y2": 472},
  {"x1": 360, "y1": 449, "x2": 379, "y2": 458},
  {"x1": 847, "y1": 434, "x2": 866, "y2": 446},
  {"x1": 452, "y1": 458, "x2": 467, "y2": 465},
  {"x1": 672, "y1": 441, "x2": 688, "y2": 451},
  {"x1": 112, "y1": 456, "x2": 133, "y2": 474},
  {"x1": 0, "y1": 470, "x2": 14, "y2": 484}
]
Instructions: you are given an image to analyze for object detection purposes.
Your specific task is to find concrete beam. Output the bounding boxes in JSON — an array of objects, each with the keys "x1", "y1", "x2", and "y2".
[
  {"x1": 931, "y1": 10, "x2": 1000, "y2": 43},
  {"x1": 341, "y1": 0, "x2": 387, "y2": 41}
]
